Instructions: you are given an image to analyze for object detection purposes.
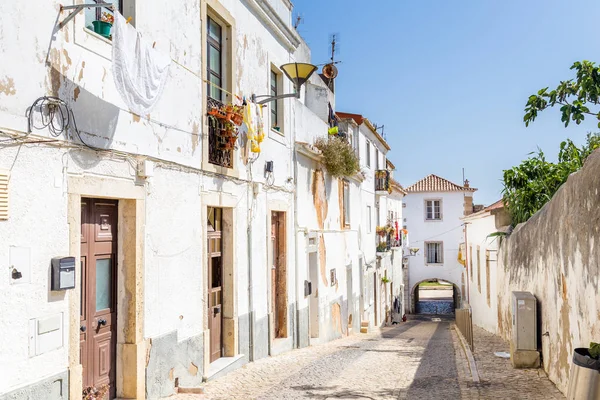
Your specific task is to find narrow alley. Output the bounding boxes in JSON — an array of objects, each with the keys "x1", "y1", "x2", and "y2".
[{"x1": 172, "y1": 319, "x2": 563, "y2": 400}]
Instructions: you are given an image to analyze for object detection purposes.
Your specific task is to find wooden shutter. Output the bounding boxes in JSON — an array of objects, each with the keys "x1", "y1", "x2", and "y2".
[{"x1": 0, "y1": 169, "x2": 8, "y2": 220}]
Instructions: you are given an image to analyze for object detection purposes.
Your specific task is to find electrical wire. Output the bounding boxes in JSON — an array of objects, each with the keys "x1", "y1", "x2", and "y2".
[
  {"x1": 26, "y1": 96, "x2": 99, "y2": 150},
  {"x1": 410, "y1": 224, "x2": 464, "y2": 245}
]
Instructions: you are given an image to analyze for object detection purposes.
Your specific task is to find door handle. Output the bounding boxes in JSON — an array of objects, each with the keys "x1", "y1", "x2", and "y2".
[
  {"x1": 98, "y1": 319, "x2": 107, "y2": 326},
  {"x1": 80, "y1": 325, "x2": 86, "y2": 332}
]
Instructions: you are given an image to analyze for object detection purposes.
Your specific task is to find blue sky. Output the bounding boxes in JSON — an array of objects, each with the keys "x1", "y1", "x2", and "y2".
[{"x1": 292, "y1": 0, "x2": 600, "y2": 205}]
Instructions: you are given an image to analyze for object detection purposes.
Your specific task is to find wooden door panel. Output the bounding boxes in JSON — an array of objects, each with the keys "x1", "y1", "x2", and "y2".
[
  {"x1": 81, "y1": 198, "x2": 117, "y2": 399},
  {"x1": 93, "y1": 331, "x2": 113, "y2": 384},
  {"x1": 208, "y1": 208, "x2": 223, "y2": 363}
]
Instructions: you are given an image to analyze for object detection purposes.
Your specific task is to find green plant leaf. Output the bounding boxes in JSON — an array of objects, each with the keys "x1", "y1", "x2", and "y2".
[
  {"x1": 590, "y1": 342, "x2": 600, "y2": 359},
  {"x1": 487, "y1": 232, "x2": 507, "y2": 238}
]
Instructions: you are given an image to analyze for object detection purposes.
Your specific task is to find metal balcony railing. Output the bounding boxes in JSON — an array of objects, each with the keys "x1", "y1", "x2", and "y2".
[
  {"x1": 207, "y1": 97, "x2": 233, "y2": 168},
  {"x1": 375, "y1": 170, "x2": 391, "y2": 193}
]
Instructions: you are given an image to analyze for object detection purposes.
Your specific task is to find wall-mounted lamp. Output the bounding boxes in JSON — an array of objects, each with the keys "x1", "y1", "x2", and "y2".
[
  {"x1": 409, "y1": 247, "x2": 420, "y2": 256},
  {"x1": 251, "y1": 63, "x2": 318, "y2": 105}
]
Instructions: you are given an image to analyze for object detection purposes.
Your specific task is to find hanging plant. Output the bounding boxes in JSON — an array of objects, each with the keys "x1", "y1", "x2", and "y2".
[
  {"x1": 376, "y1": 243, "x2": 388, "y2": 253},
  {"x1": 376, "y1": 226, "x2": 388, "y2": 237},
  {"x1": 314, "y1": 137, "x2": 360, "y2": 178}
]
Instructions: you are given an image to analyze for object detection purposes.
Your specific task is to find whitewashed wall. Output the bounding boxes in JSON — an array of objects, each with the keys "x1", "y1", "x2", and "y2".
[
  {"x1": 0, "y1": 0, "x2": 300, "y2": 394},
  {"x1": 462, "y1": 211, "x2": 500, "y2": 334},
  {"x1": 404, "y1": 191, "x2": 468, "y2": 301}
]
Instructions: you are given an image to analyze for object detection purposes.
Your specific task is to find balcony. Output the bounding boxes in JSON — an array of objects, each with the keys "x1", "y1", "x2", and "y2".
[
  {"x1": 207, "y1": 97, "x2": 233, "y2": 168},
  {"x1": 375, "y1": 170, "x2": 391, "y2": 195}
]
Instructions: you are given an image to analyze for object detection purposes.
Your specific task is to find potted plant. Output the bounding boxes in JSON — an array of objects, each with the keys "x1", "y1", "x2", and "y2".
[
  {"x1": 376, "y1": 242, "x2": 388, "y2": 253},
  {"x1": 376, "y1": 226, "x2": 388, "y2": 237},
  {"x1": 83, "y1": 384, "x2": 109, "y2": 400},
  {"x1": 92, "y1": 12, "x2": 113, "y2": 39}
]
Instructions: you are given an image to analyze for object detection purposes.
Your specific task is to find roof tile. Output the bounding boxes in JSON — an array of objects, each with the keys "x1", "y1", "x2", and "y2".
[{"x1": 406, "y1": 174, "x2": 477, "y2": 193}]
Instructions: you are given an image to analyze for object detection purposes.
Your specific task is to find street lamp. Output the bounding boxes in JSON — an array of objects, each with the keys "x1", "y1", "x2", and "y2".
[{"x1": 251, "y1": 62, "x2": 318, "y2": 105}]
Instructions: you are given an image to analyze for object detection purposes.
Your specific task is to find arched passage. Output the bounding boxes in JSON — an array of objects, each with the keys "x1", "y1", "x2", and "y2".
[{"x1": 410, "y1": 278, "x2": 461, "y2": 315}]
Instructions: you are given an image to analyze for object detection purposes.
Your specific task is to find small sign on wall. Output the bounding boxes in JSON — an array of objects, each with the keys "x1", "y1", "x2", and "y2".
[
  {"x1": 9, "y1": 246, "x2": 30, "y2": 285},
  {"x1": 29, "y1": 313, "x2": 64, "y2": 357}
]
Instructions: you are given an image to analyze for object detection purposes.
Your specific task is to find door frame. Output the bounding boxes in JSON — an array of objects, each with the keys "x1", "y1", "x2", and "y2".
[
  {"x1": 267, "y1": 202, "x2": 291, "y2": 353},
  {"x1": 201, "y1": 193, "x2": 238, "y2": 376},
  {"x1": 270, "y1": 211, "x2": 287, "y2": 339},
  {"x1": 67, "y1": 176, "x2": 146, "y2": 400}
]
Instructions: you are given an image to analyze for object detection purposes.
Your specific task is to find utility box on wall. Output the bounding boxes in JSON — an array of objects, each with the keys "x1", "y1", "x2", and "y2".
[{"x1": 510, "y1": 291, "x2": 540, "y2": 368}]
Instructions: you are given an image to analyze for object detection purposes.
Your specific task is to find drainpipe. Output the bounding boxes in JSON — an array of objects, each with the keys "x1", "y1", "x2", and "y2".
[
  {"x1": 247, "y1": 177, "x2": 255, "y2": 361},
  {"x1": 463, "y1": 222, "x2": 471, "y2": 306},
  {"x1": 293, "y1": 131, "x2": 301, "y2": 348}
]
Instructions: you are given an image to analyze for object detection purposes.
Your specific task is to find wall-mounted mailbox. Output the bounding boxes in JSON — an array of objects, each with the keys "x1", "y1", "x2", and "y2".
[
  {"x1": 304, "y1": 280, "x2": 312, "y2": 297},
  {"x1": 51, "y1": 257, "x2": 76, "y2": 291}
]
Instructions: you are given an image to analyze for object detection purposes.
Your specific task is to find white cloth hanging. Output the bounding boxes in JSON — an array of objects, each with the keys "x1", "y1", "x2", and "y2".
[{"x1": 112, "y1": 12, "x2": 171, "y2": 116}]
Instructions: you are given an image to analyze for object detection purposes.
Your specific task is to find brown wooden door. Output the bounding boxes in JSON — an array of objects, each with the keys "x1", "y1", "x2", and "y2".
[
  {"x1": 271, "y1": 212, "x2": 287, "y2": 338},
  {"x1": 81, "y1": 198, "x2": 118, "y2": 399},
  {"x1": 207, "y1": 207, "x2": 223, "y2": 363}
]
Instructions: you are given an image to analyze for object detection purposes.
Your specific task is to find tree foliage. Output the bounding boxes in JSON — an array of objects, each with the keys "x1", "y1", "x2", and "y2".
[
  {"x1": 503, "y1": 60, "x2": 600, "y2": 225},
  {"x1": 524, "y1": 61, "x2": 600, "y2": 128},
  {"x1": 502, "y1": 134, "x2": 600, "y2": 224}
]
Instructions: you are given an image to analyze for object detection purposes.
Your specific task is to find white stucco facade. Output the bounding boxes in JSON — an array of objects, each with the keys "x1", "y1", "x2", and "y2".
[
  {"x1": 403, "y1": 177, "x2": 475, "y2": 312},
  {"x1": 462, "y1": 201, "x2": 510, "y2": 334},
  {"x1": 0, "y1": 0, "x2": 406, "y2": 398}
]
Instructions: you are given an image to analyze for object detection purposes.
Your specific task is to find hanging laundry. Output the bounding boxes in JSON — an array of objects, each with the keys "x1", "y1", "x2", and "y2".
[
  {"x1": 328, "y1": 103, "x2": 338, "y2": 128},
  {"x1": 244, "y1": 103, "x2": 256, "y2": 140},
  {"x1": 112, "y1": 12, "x2": 171, "y2": 116}
]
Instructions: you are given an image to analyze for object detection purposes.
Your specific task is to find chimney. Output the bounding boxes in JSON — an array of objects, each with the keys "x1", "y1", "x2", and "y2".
[{"x1": 463, "y1": 194, "x2": 474, "y2": 216}]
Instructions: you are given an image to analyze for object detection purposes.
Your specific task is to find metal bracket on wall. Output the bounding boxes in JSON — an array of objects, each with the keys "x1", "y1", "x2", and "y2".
[{"x1": 45, "y1": 3, "x2": 115, "y2": 65}]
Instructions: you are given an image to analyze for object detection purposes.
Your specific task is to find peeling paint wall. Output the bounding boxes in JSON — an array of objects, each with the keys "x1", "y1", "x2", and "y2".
[
  {"x1": 463, "y1": 209, "x2": 506, "y2": 334},
  {"x1": 496, "y1": 150, "x2": 600, "y2": 395},
  {"x1": 0, "y1": 0, "x2": 298, "y2": 396}
]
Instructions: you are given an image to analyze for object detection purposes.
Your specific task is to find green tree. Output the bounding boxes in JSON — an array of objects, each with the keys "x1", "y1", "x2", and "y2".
[
  {"x1": 502, "y1": 134, "x2": 599, "y2": 224},
  {"x1": 502, "y1": 61, "x2": 600, "y2": 225},
  {"x1": 524, "y1": 61, "x2": 600, "y2": 128}
]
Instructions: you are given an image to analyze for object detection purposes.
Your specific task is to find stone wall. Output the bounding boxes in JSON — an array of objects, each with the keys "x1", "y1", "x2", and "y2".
[{"x1": 497, "y1": 149, "x2": 600, "y2": 394}]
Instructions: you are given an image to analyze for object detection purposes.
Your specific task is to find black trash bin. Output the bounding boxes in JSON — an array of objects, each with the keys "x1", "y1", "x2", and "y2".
[{"x1": 567, "y1": 348, "x2": 600, "y2": 400}]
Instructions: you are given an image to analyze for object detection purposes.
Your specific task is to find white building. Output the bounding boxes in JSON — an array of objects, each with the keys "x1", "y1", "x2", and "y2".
[
  {"x1": 0, "y1": 0, "x2": 323, "y2": 398},
  {"x1": 461, "y1": 200, "x2": 510, "y2": 333},
  {"x1": 403, "y1": 175, "x2": 476, "y2": 313},
  {"x1": 0, "y1": 1, "x2": 408, "y2": 399},
  {"x1": 336, "y1": 113, "x2": 406, "y2": 330}
]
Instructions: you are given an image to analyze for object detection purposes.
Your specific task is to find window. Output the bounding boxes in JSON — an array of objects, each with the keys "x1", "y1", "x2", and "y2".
[
  {"x1": 85, "y1": 0, "x2": 123, "y2": 32},
  {"x1": 367, "y1": 205, "x2": 372, "y2": 233},
  {"x1": 425, "y1": 242, "x2": 443, "y2": 264},
  {"x1": 270, "y1": 69, "x2": 281, "y2": 130},
  {"x1": 469, "y1": 246, "x2": 473, "y2": 280},
  {"x1": 477, "y1": 246, "x2": 481, "y2": 293},
  {"x1": 485, "y1": 250, "x2": 491, "y2": 307},
  {"x1": 342, "y1": 180, "x2": 350, "y2": 228},
  {"x1": 375, "y1": 149, "x2": 379, "y2": 170},
  {"x1": 425, "y1": 200, "x2": 442, "y2": 220},
  {"x1": 207, "y1": 17, "x2": 223, "y2": 101},
  {"x1": 206, "y1": 14, "x2": 233, "y2": 168},
  {"x1": 366, "y1": 141, "x2": 371, "y2": 168}
]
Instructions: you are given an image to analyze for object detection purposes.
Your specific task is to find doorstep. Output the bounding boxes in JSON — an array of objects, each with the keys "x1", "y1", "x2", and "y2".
[{"x1": 204, "y1": 354, "x2": 245, "y2": 382}]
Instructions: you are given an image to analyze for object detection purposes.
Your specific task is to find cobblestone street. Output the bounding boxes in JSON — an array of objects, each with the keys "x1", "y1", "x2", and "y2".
[{"x1": 171, "y1": 318, "x2": 564, "y2": 400}]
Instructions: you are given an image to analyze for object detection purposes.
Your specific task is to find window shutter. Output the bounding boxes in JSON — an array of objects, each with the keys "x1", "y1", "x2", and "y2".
[{"x1": 0, "y1": 169, "x2": 9, "y2": 220}]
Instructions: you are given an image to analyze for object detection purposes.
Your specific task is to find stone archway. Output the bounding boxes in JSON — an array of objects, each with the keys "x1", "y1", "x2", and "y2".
[{"x1": 410, "y1": 278, "x2": 461, "y2": 315}]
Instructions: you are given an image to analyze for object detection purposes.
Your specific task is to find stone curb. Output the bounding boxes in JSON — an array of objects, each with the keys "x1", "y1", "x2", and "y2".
[{"x1": 454, "y1": 324, "x2": 480, "y2": 383}]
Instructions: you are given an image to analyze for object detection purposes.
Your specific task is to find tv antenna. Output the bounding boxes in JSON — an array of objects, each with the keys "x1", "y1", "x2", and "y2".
[
  {"x1": 294, "y1": 14, "x2": 302, "y2": 30},
  {"x1": 374, "y1": 124, "x2": 385, "y2": 138}
]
